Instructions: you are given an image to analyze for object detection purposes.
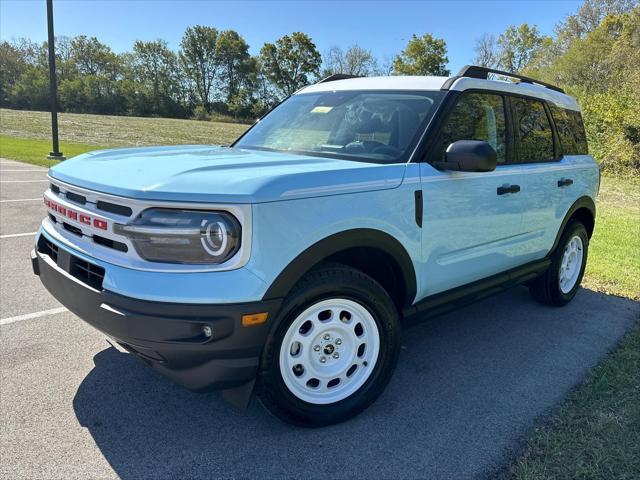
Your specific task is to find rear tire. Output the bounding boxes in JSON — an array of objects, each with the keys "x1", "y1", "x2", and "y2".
[
  {"x1": 530, "y1": 220, "x2": 589, "y2": 306},
  {"x1": 257, "y1": 263, "x2": 401, "y2": 427}
]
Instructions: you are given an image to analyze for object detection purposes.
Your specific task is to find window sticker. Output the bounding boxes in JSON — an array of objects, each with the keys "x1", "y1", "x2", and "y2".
[{"x1": 311, "y1": 106, "x2": 333, "y2": 114}]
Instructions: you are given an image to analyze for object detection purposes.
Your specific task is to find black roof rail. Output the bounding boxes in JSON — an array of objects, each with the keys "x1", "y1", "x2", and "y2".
[
  {"x1": 317, "y1": 73, "x2": 362, "y2": 83},
  {"x1": 441, "y1": 64, "x2": 565, "y2": 94}
]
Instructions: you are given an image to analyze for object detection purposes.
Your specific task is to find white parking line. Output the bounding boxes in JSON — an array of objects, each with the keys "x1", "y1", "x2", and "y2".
[
  {"x1": 0, "y1": 180, "x2": 49, "y2": 183},
  {"x1": 0, "y1": 232, "x2": 37, "y2": 239},
  {"x1": 0, "y1": 198, "x2": 42, "y2": 203},
  {"x1": 0, "y1": 169, "x2": 47, "y2": 172},
  {"x1": 0, "y1": 307, "x2": 68, "y2": 326}
]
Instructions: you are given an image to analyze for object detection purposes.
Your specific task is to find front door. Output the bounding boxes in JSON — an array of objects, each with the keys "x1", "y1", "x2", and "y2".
[{"x1": 418, "y1": 91, "x2": 529, "y2": 297}]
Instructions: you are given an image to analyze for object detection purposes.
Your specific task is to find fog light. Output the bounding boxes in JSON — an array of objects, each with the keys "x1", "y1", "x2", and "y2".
[{"x1": 202, "y1": 325, "x2": 213, "y2": 338}]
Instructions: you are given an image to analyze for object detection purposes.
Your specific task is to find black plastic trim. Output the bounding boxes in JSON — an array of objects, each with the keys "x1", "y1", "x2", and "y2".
[
  {"x1": 33, "y1": 243, "x2": 282, "y2": 392},
  {"x1": 414, "y1": 190, "x2": 423, "y2": 227},
  {"x1": 403, "y1": 258, "x2": 551, "y2": 322},
  {"x1": 550, "y1": 196, "x2": 596, "y2": 251},
  {"x1": 317, "y1": 73, "x2": 361, "y2": 83},
  {"x1": 262, "y1": 229, "x2": 417, "y2": 306}
]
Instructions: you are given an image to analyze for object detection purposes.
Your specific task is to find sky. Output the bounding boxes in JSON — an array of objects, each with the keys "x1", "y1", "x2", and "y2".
[{"x1": 1, "y1": 0, "x2": 583, "y2": 73}]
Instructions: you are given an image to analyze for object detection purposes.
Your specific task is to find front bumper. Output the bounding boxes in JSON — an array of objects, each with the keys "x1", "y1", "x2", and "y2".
[{"x1": 31, "y1": 236, "x2": 281, "y2": 392}]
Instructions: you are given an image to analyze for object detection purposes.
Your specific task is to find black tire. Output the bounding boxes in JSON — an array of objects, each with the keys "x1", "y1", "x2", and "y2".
[
  {"x1": 256, "y1": 263, "x2": 401, "y2": 427},
  {"x1": 529, "y1": 220, "x2": 589, "y2": 306}
]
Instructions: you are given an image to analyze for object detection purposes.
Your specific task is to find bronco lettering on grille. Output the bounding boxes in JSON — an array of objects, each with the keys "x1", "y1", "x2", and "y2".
[{"x1": 44, "y1": 196, "x2": 109, "y2": 231}]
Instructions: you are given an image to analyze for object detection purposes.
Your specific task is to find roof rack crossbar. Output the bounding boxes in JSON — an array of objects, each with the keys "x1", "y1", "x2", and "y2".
[
  {"x1": 444, "y1": 65, "x2": 565, "y2": 94},
  {"x1": 317, "y1": 73, "x2": 362, "y2": 83}
]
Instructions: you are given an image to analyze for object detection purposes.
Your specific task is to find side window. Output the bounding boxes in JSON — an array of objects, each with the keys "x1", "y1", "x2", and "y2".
[
  {"x1": 550, "y1": 105, "x2": 589, "y2": 155},
  {"x1": 513, "y1": 97, "x2": 555, "y2": 162},
  {"x1": 437, "y1": 93, "x2": 507, "y2": 164},
  {"x1": 568, "y1": 110, "x2": 588, "y2": 154}
]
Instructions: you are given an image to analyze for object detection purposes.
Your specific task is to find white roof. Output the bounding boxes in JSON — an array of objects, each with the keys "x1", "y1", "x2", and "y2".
[
  {"x1": 297, "y1": 75, "x2": 580, "y2": 111},
  {"x1": 299, "y1": 75, "x2": 449, "y2": 93}
]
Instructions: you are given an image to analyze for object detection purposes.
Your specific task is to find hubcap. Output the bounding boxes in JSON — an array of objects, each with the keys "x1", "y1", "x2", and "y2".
[
  {"x1": 279, "y1": 298, "x2": 380, "y2": 404},
  {"x1": 559, "y1": 235, "x2": 584, "y2": 294}
]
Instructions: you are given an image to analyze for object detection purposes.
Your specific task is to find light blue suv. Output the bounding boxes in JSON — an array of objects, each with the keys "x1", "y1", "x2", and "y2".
[{"x1": 32, "y1": 65, "x2": 599, "y2": 426}]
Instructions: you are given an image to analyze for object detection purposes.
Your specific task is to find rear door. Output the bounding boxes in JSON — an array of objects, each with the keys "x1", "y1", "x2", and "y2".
[
  {"x1": 418, "y1": 91, "x2": 528, "y2": 297},
  {"x1": 512, "y1": 97, "x2": 584, "y2": 262}
]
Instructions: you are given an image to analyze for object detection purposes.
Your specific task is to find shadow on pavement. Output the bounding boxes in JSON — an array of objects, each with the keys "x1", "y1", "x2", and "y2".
[{"x1": 73, "y1": 287, "x2": 639, "y2": 479}]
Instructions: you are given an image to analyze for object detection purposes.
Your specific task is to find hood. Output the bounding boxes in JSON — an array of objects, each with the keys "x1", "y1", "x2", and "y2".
[{"x1": 49, "y1": 145, "x2": 407, "y2": 204}]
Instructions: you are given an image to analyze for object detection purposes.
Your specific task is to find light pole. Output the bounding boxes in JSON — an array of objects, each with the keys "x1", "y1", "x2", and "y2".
[{"x1": 46, "y1": 0, "x2": 64, "y2": 160}]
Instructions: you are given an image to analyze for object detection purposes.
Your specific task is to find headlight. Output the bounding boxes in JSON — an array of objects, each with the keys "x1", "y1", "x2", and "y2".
[{"x1": 114, "y1": 209, "x2": 241, "y2": 264}]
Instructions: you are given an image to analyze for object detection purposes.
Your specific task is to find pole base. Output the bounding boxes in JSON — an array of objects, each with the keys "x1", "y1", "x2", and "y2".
[{"x1": 47, "y1": 152, "x2": 66, "y2": 161}]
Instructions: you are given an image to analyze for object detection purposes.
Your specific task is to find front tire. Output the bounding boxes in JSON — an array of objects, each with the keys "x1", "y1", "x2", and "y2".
[
  {"x1": 257, "y1": 263, "x2": 401, "y2": 427},
  {"x1": 530, "y1": 220, "x2": 589, "y2": 306}
]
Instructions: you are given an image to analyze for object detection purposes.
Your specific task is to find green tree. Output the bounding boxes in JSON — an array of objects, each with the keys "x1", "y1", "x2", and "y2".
[
  {"x1": 10, "y1": 65, "x2": 50, "y2": 110},
  {"x1": 69, "y1": 35, "x2": 119, "y2": 77},
  {"x1": 216, "y1": 30, "x2": 253, "y2": 103},
  {"x1": 179, "y1": 26, "x2": 219, "y2": 110},
  {"x1": 496, "y1": 23, "x2": 546, "y2": 73},
  {"x1": 130, "y1": 39, "x2": 183, "y2": 116},
  {"x1": 392, "y1": 33, "x2": 450, "y2": 76},
  {"x1": 0, "y1": 41, "x2": 28, "y2": 105},
  {"x1": 259, "y1": 32, "x2": 321, "y2": 97}
]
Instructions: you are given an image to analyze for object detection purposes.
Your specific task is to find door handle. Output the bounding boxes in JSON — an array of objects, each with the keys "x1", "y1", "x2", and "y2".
[
  {"x1": 558, "y1": 178, "x2": 573, "y2": 187},
  {"x1": 497, "y1": 184, "x2": 521, "y2": 195}
]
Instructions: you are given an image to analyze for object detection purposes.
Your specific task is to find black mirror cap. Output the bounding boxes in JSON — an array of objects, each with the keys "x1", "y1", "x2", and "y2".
[{"x1": 434, "y1": 140, "x2": 497, "y2": 172}]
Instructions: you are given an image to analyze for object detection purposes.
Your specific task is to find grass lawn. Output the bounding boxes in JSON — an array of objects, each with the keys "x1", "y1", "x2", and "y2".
[
  {"x1": 0, "y1": 135, "x2": 110, "y2": 168},
  {"x1": 0, "y1": 108, "x2": 249, "y2": 152},
  {"x1": 0, "y1": 108, "x2": 638, "y2": 478}
]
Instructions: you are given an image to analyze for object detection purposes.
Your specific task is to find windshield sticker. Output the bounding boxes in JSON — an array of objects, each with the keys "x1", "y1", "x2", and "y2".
[{"x1": 311, "y1": 106, "x2": 333, "y2": 114}]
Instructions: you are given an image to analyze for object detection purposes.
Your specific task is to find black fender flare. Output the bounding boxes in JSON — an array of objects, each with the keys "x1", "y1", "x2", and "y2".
[
  {"x1": 262, "y1": 228, "x2": 417, "y2": 306},
  {"x1": 550, "y1": 196, "x2": 596, "y2": 253}
]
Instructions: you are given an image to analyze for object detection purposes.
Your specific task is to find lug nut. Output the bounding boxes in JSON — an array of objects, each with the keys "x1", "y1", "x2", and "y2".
[
  {"x1": 335, "y1": 338, "x2": 342, "y2": 345},
  {"x1": 313, "y1": 345, "x2": 320, "y2": 351},
  {"x1": 319, "y1": 356, "x2": 327, "y2": 363},
  {"x1": 333, "y1": 353, "x2": 339, "y2": 359},
  {"x1": 323, "y1": 334, "x2": 331, "y2": 340}
]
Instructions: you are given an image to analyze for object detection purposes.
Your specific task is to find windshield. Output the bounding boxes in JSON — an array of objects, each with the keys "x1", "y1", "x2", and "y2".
[{"x1": 234, "y1": 90, "x2": 444, "y2": 163}]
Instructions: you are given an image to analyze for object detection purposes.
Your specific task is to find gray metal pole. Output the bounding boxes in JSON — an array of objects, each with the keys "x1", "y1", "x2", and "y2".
[{"x1": 46, "y1": 0, "x2": 64, "y2": 160}]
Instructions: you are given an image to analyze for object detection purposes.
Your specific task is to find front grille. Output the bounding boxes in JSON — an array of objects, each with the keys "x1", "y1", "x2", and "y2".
[
  {"x1": 69, "y1": 258, "x2": 105, "y2": 290},
  {"x1": 63, "y1": 222, "x2": 83, "y2": 237},
  {"x1": 50, "y1": 183, "x2": 60, "y2": 195},
  {"x1": 38, "y1": 236, "x2": 59, "y2": 263},
  {"x1": 65, "y1": 191, "x2": 87, "y2": 205},
  {"x1": 96, "y1": 200, "x2": 132, "y2": 217},
  {"x1": 93, "y1": 234, "x2": 128, "y2": 252},
  {"x1": 38, "y1": 236, "x2": 105, "y2": 290}
]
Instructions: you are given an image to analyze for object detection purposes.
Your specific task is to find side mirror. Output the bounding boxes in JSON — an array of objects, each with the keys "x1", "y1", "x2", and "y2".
[{"x1": 434, "y1": 140, "x2": 497, "y2": 172}]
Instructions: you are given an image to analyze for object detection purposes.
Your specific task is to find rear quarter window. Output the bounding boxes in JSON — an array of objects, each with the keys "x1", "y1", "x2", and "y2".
[{"x1": 550, "y1": 105, "x2": 589, "y2": 155}]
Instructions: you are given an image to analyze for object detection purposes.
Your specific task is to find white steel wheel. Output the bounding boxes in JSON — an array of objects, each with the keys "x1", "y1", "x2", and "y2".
[
  {"x1": 279, "y1": 298, "x2": 381, "y2": 405},
  {"x1": 559, "y1": 235, "x2": 584, "y2": 294}
]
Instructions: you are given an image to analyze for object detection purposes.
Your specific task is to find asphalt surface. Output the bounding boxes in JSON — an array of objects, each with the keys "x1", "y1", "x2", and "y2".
[{"x1": 1, "y1": 157, "x2": 638, "y2": 479}]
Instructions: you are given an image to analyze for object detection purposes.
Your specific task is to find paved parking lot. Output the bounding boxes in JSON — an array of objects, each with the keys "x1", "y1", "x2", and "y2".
[{"x1": 1, "y1": 157, "x2": 638, "y2": 479}]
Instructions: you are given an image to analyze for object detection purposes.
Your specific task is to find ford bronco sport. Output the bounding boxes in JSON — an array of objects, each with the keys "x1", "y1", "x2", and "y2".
[{"x1": 32, "y1": 65, "x2": 598, "y2": 426}]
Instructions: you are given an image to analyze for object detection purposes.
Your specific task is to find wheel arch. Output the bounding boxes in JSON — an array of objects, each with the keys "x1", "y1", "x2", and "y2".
[
  {"x1": 551, "y1": 196, "x2": 596, "y2": 253},
  {"x1": 262, "y1": 229, "x2": 417, "y2": 310}
]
